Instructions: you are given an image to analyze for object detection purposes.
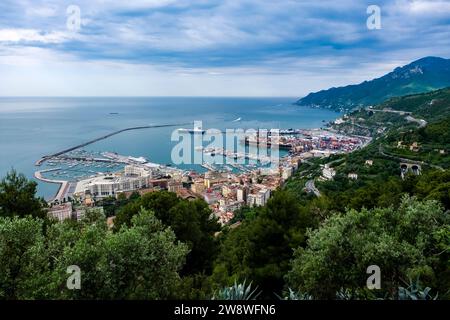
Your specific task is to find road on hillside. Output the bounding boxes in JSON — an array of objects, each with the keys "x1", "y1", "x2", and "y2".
[
  {"x1": 305, "y1": 179, "x2": 321, "y2": 197},
  {"x1": 367, "y1": 107, "x2": 427, "y2": 128}
]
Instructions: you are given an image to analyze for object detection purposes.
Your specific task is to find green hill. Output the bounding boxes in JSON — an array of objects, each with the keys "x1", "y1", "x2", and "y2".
[
  {"x1": 296, "y1": 57, "x2": 450, "y2": 112},
  {"x1": 330, "y1": 87, "x2": 450, "y2": 168}
]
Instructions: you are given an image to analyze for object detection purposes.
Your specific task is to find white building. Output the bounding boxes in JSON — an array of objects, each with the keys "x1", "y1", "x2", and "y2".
[
  {"x1": 348, "y1": 173, "x2": 358, "y2": 180},
  {"x1": 204, "y1": 192, "x2": 221, "y2": 205},
  {"x1": 73, "y1": 165, "x2": 155, "y2": 198},
  {"x1": 322, "y1": 166, "x2": 336, "y2": 180},
  {"x1": 237, "y1": 187, "x2": 247, "y2": 202},
  {"x1": 48, "y1": 202, "x2": 72, "y2": 221},
  {"x1": 282, "y1": 166, "x2": 294, "y2": 180},
  {"x1": 219, "y1": 200, "x2": 243, "y2": 213},
  {"x1": 247, "y1": 194, "x2": 257, "y2": 207},
  {"x1": 74, "y1": 206, "x2": 105, "y2": 221},
  {"x1": 247, "y1": 189, "x2": 270, "y2": 207},
  {"x1": 124, "y1": 165, "x2": 153, "y2": 177},
  {"x1": 256, "y1": 189, "x2": 271, "y2": 206}
]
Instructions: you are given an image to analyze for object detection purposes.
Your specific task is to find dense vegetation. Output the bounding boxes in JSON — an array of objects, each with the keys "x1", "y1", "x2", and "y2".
[
  {"x1": 0, "y1": 168, "x2": 448, "y2": 299},
  {"x1": 114, "y1": 191, "x2": 221, "y2": 276},
  {"x1": 0, "y1": 208, "x2": 188, "y2": 299},
  {"x1": 0, "y1": 170, "x2": 46, "y2": 219},
  {"x1": 287, "y1": 196, "x2": 449, "y2": 299}
]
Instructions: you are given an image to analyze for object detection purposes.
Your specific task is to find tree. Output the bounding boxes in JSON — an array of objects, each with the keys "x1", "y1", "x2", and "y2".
[
  {"x1": 102, "y1": 210, "x2": 189, "y2": 299},
  {"x1": 114, "y1": 191, "x2": 220, "y2": 275},
  {"x1": 212, "y1": 190, "x2": 317, "y2": 297},
  {"x1": 113, "y1": 191, "x2": 180, "y2": 230},
  {"x1": 0, "y1": 170, "x2": 45, "y2": 218},
  {"x1": 287, "y1": 196, "x2": 450, "y2": 299},
  {"x1": 0, "y1": 208, "x2": 189, "y2": 299},
  {"x1": 50, "y1": 208, "x2": 189, "y2": 299},
  {"x1": 0, "y1": 216, "x2": 52, "y2": 299}
]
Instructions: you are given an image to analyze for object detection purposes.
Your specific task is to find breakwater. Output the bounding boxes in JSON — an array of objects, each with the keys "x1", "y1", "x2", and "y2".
[{"x1": 35, "y1": 122, "x2": 192, "y2": 166}]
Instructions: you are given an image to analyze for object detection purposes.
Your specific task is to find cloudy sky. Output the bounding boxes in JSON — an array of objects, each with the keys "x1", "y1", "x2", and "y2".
[{"x1": 0, "y1": 0, "x2": 449, "y2": 97}]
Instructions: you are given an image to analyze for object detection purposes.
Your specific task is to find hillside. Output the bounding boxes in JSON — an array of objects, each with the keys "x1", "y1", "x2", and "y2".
[
  {"x1": 296, "y1": 57, "x2": 450, "y2": 111},
  {"x1": 329, "y1": 87, "x2": 450, "y2": 168}
]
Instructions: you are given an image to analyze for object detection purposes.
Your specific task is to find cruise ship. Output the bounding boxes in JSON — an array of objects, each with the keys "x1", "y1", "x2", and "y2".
[{"x1": 177, "y1": 125, "x2": 205, "y2": 134}]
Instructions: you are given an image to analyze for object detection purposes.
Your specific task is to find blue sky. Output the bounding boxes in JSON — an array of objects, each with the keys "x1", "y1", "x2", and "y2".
[{"x1": 0, "y1": 0, "x2": 449, "y2": 97}]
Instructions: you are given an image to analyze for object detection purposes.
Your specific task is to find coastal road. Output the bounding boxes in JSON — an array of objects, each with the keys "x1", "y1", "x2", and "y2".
[
  {"x1": 367, "y1": 108, "x2": 427, "y2": 128},
  {"x1": 305, "y1": 179, "x2": 321, "y2": 197},
  {"x1": 405, "y1": 115, "x2": 427, "y2": 128}
]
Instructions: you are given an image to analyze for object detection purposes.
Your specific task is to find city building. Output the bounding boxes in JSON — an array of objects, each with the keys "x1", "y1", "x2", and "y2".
[
  {"x1": 204, "y1": 171, "x2": 228, "y2": 188},
  {"x1": 247, "y1": 194, "x2": 257, "y2": 207},
  {"x1": 48, "y1": 202, "x2": 73, "y2": 221},
  {"x1": 222, "y1": 185, "x2": 234, "y2": 197},
  {"x1": 74, "y1": 174, "x2": 150, "y2": 198},
  {"x1": 410, "y1": 142, "x2": 420, "y2": 152},
  {"x1": 281, "y1": 166, "x2": 294, "y2": 180},
  {"x1": 348, "y1": 173, "x2": 358, "y2": 180},
  {"x1": 256, "y1": 189, "x2": 270, "y2": 206},
  {"x1": 204, "y1": 192, "x2": 221, "y2": 205},
  {"x1": 322, "y1": 166, "x2": 336, "y2": 180},
  {"x1": 124, "y1": 165, "x2": 153, "y2": 177},
  {"x1": 236, "y1": 187, "x2": 247, "y2": 202},
  {"x1": 247, "y1": 188, "x2": 270, "y2": 207},
  {"x1": 74, "y1": 165, "x2": 155, "y2": 199},
  {"x1": 168, "y1": 181, "x2": 183, "y2": 193},
  {"x1": 74, "y1": 206, "x2": 105, "y2": 221},
  {"x1": 191, "y1": 179, "x2": 206, "y2": 194}
]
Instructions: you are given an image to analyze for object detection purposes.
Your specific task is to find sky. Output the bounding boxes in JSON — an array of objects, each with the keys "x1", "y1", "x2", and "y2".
[{"x1": 0, "y1": 0, "x2": 449, "y2": 97}]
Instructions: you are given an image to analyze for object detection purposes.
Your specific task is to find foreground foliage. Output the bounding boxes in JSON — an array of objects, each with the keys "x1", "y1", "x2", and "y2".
[
  {"x1": 0, "y1": 170, "x2": 46, "y2": 219},
  {"x1": 213, "y1": 280, "x2": 261, "y2": 300},
  {"x1": 287, "y1": 196, "x2": 450, "y2": 299},
  {"x1": 0, "y1": 209, "x2": 188, "y2": 299}
]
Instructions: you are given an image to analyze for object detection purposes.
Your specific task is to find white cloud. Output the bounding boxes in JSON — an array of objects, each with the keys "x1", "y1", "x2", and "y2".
[
  {"x1": 95, "y1": 0, "x2": 178, "y2": 10},
  {"x1": 25, "y1": 6, "x2": 58, "y2": 17},
  {"x1": 388, "y1": 0, "x2": 450, "y2": 17},
  {"x1": 0, "y1": 29, "x2": 70, "y2": 43},
  {"x1": 407, "y1": 0, "x2": 450, "y2": 14}
]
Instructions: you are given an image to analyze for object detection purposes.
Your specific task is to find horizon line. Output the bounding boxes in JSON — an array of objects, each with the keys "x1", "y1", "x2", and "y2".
[{"x1": 0, "y1": 95, "x2": 302, "y2": 99}]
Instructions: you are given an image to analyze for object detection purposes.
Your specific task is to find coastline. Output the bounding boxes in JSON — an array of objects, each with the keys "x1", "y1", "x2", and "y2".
[{"x1": 34, "y1": 168, "x2": 70, "y2": 201}]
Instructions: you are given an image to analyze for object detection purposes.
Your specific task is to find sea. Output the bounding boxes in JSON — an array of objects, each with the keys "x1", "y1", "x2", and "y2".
[{"x1": 0, "y1": 97, "x2": 340, "y2": 199}]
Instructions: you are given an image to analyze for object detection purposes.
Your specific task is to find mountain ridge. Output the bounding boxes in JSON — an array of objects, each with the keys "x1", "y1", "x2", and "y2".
[{"x1": 296, "y1": 56, "x2": 450, "y2": 112}]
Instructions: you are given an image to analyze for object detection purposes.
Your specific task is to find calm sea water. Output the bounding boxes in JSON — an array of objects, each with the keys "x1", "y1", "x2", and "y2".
[{"x1": 0, "y1": 97, "x2": 340, "y2": 199}]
